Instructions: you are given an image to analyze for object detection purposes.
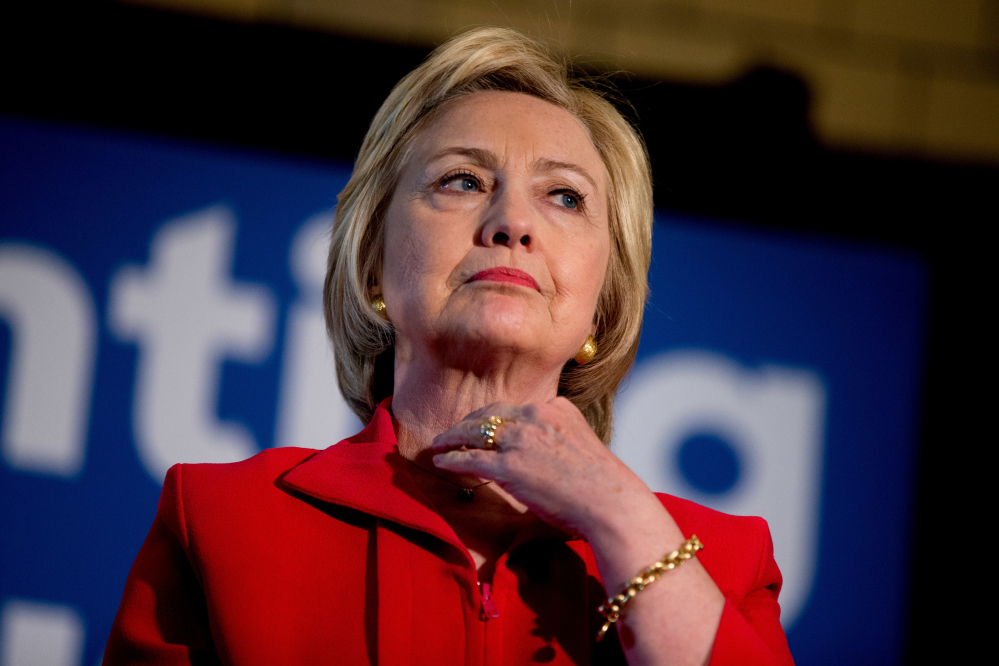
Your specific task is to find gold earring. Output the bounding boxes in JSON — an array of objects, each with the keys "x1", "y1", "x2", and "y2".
[
  {"x1": 574, "y1": 334, "x2": 597, "y2": 365},
  {"x1": 370, "y1": 295, "x2": 389, "y2": 321}
]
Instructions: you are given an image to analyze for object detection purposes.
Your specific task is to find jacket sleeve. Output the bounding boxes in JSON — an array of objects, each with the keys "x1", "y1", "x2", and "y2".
[
  {"x1": 103, "y1": 464, "x2": 221, "y2": 665},
  {"x1": 708, "y1": 520, "x2": 794, "y2": 666}
]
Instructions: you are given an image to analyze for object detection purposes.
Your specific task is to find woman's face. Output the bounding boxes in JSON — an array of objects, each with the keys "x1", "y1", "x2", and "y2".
[{"x1": 381, "y1": 90, "x2": 610, "y2": 372}]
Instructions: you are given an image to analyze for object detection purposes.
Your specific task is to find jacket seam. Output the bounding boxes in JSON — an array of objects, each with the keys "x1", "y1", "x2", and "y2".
[
  {"x1": 284, "y1": 481, "x2": 461, "y2": 551},
  {"x1": 752, "y1": 517, "x2": 767, "y2": 590},
  {"x1": 175, "y1": 464, "x2": 206, "y2": 587}
]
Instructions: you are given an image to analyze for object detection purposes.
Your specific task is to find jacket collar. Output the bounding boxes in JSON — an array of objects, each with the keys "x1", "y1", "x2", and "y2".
[
  {"x1": 281, "y1": 398, "x2": 575, "y2": 554},
  {"x1": 281, "y1": 398, "x2": 463, "y2": 550}
]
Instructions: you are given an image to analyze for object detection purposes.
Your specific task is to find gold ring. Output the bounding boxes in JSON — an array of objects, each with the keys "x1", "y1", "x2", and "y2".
[{"x1": 480, "y1": 416, "x2": 505, "y2": 450}]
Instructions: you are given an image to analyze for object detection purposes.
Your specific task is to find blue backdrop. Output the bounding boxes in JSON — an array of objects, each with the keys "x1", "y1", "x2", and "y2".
[{"x1": 0, "y1": 116, "x2": 926, "y2": 665}]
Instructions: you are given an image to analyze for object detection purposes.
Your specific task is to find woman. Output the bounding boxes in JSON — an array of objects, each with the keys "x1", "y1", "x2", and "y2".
[{"x1": 105, "y1": 28, "x2": 793, "y2": 666}]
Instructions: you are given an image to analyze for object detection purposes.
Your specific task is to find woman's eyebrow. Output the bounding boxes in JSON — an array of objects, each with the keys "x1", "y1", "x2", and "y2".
[
  {"x1": 533, "y1": 158, "x2": 597, "y2": 190},
  {"x1": 427, "y1": 146, "x2": 499, "y2": 169},
  {"x1": 426, "y1": 149, "x2": 596, "y2": 190}
]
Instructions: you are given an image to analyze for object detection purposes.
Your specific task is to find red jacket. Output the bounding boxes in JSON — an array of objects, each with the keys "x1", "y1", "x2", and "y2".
[{"x1": 105, "y1": 403, "x2": 793, "y2": 665}]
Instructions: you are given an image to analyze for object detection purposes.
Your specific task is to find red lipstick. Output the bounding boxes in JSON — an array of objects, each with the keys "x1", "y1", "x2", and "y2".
[{"x1": 468, "y1": 267, "x2": 540, "y2": 292}]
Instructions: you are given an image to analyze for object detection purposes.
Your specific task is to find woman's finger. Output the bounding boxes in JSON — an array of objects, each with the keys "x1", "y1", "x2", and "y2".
[
  {"x1": 427, "y1": 435, "x2": 469, "y2": 453},
  {"x1": 431, "y1": 406, "x2": 518, "y2": 451},
  {"x1": 431, "y1": 449, "x2": 500, "y2": 477},
  {"x1": 430, "y1": 428, "x2": 501, "y2": 453}
]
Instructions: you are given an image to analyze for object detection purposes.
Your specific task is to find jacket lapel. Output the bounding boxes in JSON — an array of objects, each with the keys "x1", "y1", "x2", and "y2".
[
  {"x1": 281, "y1": 401, "x2": 471, "y2": 666},
  {"x1": 280, "y1": 400, "x2": 466, "y2": 555},
  {"x1": 374, "y1": 517, "x2": 415, "y2": 666}
]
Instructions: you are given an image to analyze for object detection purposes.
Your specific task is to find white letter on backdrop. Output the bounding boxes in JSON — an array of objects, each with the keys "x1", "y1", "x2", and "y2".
[
  {"x1": 0, "y1": 598, "x2": 85, "y2": 666},
  {"x1": 108, "y1": 206, "x2": 275, "y2": 482},
  {"x1": 274, "y1": 212, "x2": 360, "y2": 450},
  {"x1": 0, "y1": 244, "x2": 96, "y2": 478},
  {"x1": 614, "y1": 350, "x2": 826, "y2": 628}
]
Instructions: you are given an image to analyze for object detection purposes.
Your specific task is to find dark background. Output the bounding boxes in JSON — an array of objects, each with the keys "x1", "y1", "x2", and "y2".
[{"x1": 3, "y1": 1, "x2": 991, "y2": 660}]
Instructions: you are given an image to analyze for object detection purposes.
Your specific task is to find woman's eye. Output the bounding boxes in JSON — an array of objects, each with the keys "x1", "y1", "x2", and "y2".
[
  {"x1": 554, "y1": 192, "x2": 580, "y2": 210},
  {"x1": 443, "y1": 176, "x2": 480, "y2": 192}
]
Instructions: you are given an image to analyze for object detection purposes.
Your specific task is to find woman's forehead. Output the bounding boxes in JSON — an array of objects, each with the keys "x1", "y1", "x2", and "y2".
[{"x1": 413, "y1": 91, "x2": 606, "y2": 183}]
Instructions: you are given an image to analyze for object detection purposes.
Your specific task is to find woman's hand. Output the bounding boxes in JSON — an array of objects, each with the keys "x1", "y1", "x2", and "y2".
[
  {"x1": 431, "y1": 397, "x2": 726, "y2": 666},
  {"x1": 429, "y1": 396, "x2": 664, "y2": 550}
]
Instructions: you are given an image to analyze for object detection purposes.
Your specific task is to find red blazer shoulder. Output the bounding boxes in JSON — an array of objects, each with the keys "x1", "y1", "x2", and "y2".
[
  {"x1": 107, "y1": 442, "x2": 793, "y2": 665},
  {"x1": 655, "y1": 493, "x2": 791, "y2": 665}
]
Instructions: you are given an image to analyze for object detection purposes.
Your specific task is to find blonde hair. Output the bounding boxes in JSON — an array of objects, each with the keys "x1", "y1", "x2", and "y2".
[{"x1": 324, "y1": 27, "x2": 653, "y2": 443}]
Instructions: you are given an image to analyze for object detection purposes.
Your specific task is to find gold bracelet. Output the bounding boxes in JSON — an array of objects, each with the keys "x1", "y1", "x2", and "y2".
[{"x1": 596, "y1": 535, "x2": 704, "y2": 641}]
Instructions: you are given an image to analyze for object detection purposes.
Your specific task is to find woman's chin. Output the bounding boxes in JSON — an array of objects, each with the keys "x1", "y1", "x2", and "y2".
[
  {"x1": 438, "y1": 327, "x2": 535, "y2": 358},
  {"x1": 434, "y1": 322, "x2": 550, "y2": 369},
  {"x1": 426, "y1": 291, "x2": 566, "y2": 367},
  {"x1": 441, "y1": 292, "x2": 539, "y2": 338}
]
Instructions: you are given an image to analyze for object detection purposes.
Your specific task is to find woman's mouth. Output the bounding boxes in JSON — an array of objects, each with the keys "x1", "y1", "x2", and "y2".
[{"x1": 468, "y1": 267, "x2": 540, "y2": 292}]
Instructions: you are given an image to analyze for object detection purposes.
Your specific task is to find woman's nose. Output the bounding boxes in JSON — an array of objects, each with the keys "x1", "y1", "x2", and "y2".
[
  {"x1": 480, "y1": 189, "x2": 534, "y2": 249},
  {"x1": 489, "y1": 229, "x2": 530, "y2": 246}
]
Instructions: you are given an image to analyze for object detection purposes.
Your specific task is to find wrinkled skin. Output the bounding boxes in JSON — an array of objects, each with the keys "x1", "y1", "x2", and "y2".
[{"x1": 381, "y1": 90, "x2": 724, "y2": 666}]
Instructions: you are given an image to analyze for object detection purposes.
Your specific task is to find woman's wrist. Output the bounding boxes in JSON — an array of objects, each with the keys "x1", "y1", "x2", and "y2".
[{"x1": 579, "y1": 486, "x2": 689, "y2": 592}]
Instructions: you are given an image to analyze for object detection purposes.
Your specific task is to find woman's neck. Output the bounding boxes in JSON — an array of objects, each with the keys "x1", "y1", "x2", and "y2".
[
  {"x1": 390, "y1": 350, "x2": 562, "y2": 576},
  {"x1": 390, "y1": 351, "x2": 561, "y2": 461}
]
